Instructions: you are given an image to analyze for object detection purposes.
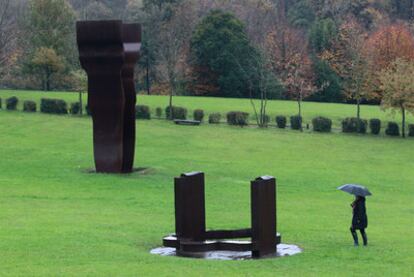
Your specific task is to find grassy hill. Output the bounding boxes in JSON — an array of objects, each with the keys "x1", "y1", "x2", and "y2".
[
  {"x1": 1, "y1": 89, "x2": 413, "y2": 129},
  {"x1": 0, "y1": 107, "x2": 413, "y2": 276}
]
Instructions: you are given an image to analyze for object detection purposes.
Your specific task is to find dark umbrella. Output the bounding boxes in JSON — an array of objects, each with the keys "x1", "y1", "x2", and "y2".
[{"x1": 337, "y1": 184, "x2": 372, "y2": 197}]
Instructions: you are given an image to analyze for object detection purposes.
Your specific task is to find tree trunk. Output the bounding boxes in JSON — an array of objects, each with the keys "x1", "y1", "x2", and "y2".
[
  {"x1": 356, "y1": 98, "x2": 361, "y2": 120},
  {"x1": 402, "y1": 106, "x2": 406, "y2": 138},
  {"x1": 169, "y1": 87, "x2": 173, "y2": 120},
  {"x1": 298, "y1": 92, "x2": 303, "y2": 132},
  {"x1": 146, "y1": 58, "x2": 150, "y2": 95},
  {"x1": 79, "y1": 91, "x2": 83, "y2": 116}
]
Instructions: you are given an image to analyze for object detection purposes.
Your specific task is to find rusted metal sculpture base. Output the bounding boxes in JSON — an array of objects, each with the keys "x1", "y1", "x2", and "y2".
[
  {"x1": 162, "y1": 172, "x2": 281, "y2": 259},
  {"x1": 150, "y1": 244, "x2": 302, "y2": 260}
]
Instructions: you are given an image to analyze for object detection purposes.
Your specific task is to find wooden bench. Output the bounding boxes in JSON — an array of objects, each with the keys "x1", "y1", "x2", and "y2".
[{"x1": 174, "y1": 119, "x2": 201, "y2": 126}]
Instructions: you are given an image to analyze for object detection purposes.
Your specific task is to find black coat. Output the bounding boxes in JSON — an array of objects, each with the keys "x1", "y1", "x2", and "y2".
[{"x1": 352, "y1": 198, "x2": 368, "y2": 229}]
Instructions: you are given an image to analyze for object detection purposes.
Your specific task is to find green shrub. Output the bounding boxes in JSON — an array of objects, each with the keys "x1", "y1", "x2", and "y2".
[
  {"x1": 342, "y1": 117, "x2": 367, "y2": 134},
  {"x1": 369, "y1": 119, "x2": 381, "y2": 135},
  {"x1": 408, "y1": 124, "x2": 414, "y2": 137},
  {"x1": 155, "y1": 107, "x2": 163, "y2": 118},
  {"x1": 276, "y1": 116, "x2": 287, "y2": 129},
  {"x1": 0, "y1": 98, "x2": 2, "y2": 109},
  {"x1": 312, "y1": 116, "x2": 332, "y2": 132},
  {"x1": 23, "y1": 101, "x2": 37, "y2": 112},
  {"x1": 6, "y1": 96, "x2": 18, "y2": 110},
  {"x1": 227, "y1": 111, "x2": 249, "y2": 126},
  {"x1": 290, "y1": 115, "x2": 302, "y2": 130},
  {"x1": 70, "y1": 102, "x2": 81, "y2": 115},
  {"x1": 136, "y1": 105, "x2": 151, "y2": 119},
  {"x1": 209, "y1": 113, "x2": 221, "y2": 124},
  {"x1": 385, "y1": 122, "x2": 400, "y2": 137},
  {"x1": 194, "y1": 109, "x2": 204, "y2": 121},
  {"x1": 40, "y1": 98, "x2": 68, "y2": 114},
  {"x1": 165, "y1": 106, "x2": 187, "y2": 120}
]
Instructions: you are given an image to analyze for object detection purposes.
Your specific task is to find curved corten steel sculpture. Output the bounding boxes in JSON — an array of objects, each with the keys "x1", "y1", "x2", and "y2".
[
  {"x1": 122, "y1": 24, "x2": 141, "y2": 173},
  {"x1": 163, "y1": 172, "x2": 281, "y2": 258},
  {"x1": 76, "y1": 21, "x2": 141, "y2": 173}
]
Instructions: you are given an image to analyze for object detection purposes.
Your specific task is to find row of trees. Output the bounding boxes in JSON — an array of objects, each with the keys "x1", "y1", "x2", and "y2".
[{"x1": 0, "y1": 0, "x2": 414, "y2": 135}]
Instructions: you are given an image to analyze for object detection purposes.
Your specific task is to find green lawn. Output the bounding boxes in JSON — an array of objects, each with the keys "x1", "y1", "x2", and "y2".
[
  {"x1": 0, "y1": 108, "x2": 413, "y2": 276},
  {"x1": 1, "y1": 89, "x2": 413, "y2": 129}
]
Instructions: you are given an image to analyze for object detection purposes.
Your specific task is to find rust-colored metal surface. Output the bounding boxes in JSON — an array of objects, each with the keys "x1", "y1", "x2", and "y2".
[
  {"x1": 76, "y1": 20, "x2": 141, "y2": 173},
  {"x1": 163, "y1": 172, "x2": 281, "y2": 259},
  {"x1": 122, "y1": 23, "x2": 141, "y2": 173}
]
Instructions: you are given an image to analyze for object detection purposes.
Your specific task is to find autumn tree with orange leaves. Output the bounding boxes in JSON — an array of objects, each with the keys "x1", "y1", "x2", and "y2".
[
  {"x1": 267, "y1": 27, "x2": 316, "y2": 130},
  {"x1": 320, "y1": 19, "x2": 370, "y2": 120}
]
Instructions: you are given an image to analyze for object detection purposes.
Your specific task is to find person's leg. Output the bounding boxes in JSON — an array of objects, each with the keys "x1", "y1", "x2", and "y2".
[
  {"x1": 350, "y1": 227, "x2": 359, "y2": 246},
  {"x1": 360, "y1": 229, "x2": 368, "y2": 246}
]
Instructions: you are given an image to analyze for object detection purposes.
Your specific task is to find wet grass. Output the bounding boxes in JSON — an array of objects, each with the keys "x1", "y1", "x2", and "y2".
[{"x1": 0, "y1": 107, "x2": 413, "y2": 276}]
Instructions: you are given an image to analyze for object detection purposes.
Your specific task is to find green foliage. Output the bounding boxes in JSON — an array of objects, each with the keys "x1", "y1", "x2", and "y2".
[
  {"x1": 288, "y1": 0, "x2": 315, "y2": 28},
  {"x1": 136, "y1": 105, "x2": 151, "y2": 120},
  {"x1": 408, "y1": 124, "x2": 414, "y2": 137},
  {"x1": 276, "y1": 115, "x2": 287, "y2": 129},
  {"x1": 70, "y1": 102, "x2": 81, "y2": 115},
  {"x1": 385, "y1": 122, "x2": 400, "y2": 136},
  {"x1": 309, "y1": 18, "x2": 338, "y2": 53},
  {"x1": 226, "y1": 111, "x2": 249, "y2": 126},
  {"x1": 40, "y1": 98, "x2": 68, "y2": 114},
  {"x1": 208, "y1": 113, "x2": 221, "y2": 124},
  {"x1": 165, "y1": 106, "x2": 187, "y2": 120},
  {"x1": 342, "y1": 117, "x2": 367, "y2": 133},
  {"x1": 191, "y1": 10, "x2": 256, "y2": 98},
  {"x1": 309, "y1": 58, "x2": 343, "y2": 102},
  {"x1": 23, "y1": 101, "x2": 37, "y2": 112},
  {"x1": 369, "y1": 119, "x2": 381, "y2": 135},
  {"x1": 6, "y1": 97, "x2": 18, "y2": 110},
  {"x1": 290, "y1": 115, "x2": 302, "y2": 130},
  {"x1": 155, "y1": 107, "x2": 163, "y2": 118},
  {"x1": 312, "y1": 116, "x2": 332, "y2": 132},
  {"x1": 193, "y1": 109, "x2": 204, "y2": 121}
]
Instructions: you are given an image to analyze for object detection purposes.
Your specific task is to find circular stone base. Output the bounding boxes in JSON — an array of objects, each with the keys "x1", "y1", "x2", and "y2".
[{"x1": 150, "y1": 244, "x2": 302, "y2": 260}]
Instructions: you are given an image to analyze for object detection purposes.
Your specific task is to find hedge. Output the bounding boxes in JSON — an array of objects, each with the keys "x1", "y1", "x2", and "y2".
[
  {"x1": 209, "y1": 113, "x2": 221, "y2": 124},
  {"x1": 40, "y1": 98, "x2": 68, "y2": 114},
  {"x1": 0, "y1": 98, "x2": 2, "y2": 109},
  {"x1": 312, "y1": 116, "x2": 332, "y2": 132},
  {"x1": 23, "y1": 101, "x2": 37, "y2": 112},
  {"x1": 276, "y1": 116, "x2": 287, "y2": 129},
  {"x1": 385, "y1": 122, "x2": 400, "y2": 137},
  {"x1": 194, "y1": 109, "x2": 204, "y2": 122},
  {"x1": 70, "y1": 102, "x2": 81, "y2": 115},
  {"x1": 166, "y1": 106, "x2": 187, "y2": 120},
  {"x1": 136, "y1": 105, "x2": 151, "y2": 119},
  {"x1": 369, "y1": 119, "x2": 381, "y2": 135},
  {"x1": 408, "y1": 124, "x2": 414, "y2": 137},
  {"x1": 342, "y1": 117, "x2": 367, "y2": 134},
  {"x1": 6, "y1": 96, "x2": 18, "y2": 110},
  {"x1": 227, "y1": 111, "x2": 249, "y2": 126},
  {"x1": 290, "y1": 115, "x2": 302, "y2": 130},
  {"x1": 155, "y1": 107, "x2": 163, "y2": 118}
]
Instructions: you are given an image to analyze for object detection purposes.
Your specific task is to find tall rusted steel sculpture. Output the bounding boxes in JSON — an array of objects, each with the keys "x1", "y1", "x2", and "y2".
[
  {"x1": 76, "y1": 20, "x2": 141, "y2": 173},
  {"x1": 122, "y1": 23, "x2": 141, "y2": 173},
  {"x1": 163, "y1": 172, "x2": 281, "y2": 258}
]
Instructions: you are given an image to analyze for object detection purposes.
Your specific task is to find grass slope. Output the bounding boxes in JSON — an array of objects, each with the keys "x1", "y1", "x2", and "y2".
[
  {"x1": 0, "y1": 110, "x2": 413, "y2": 276},
  {"x1": 1, "y1": 89, "x2": 413, "y2": 129}
]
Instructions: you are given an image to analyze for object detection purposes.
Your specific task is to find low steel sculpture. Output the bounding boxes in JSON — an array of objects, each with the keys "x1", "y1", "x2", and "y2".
[
  {"x1": 76, "y1": 20, "x2": 141, "y2": 173},
  {"x1": 163, "y1": 172, "x2": 281, "y2": 258}
]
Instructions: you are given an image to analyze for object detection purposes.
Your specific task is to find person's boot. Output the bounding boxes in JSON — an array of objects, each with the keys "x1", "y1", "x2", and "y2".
[
  {"x1": 350, "y1": 228, "x2": 358, "y2": 246},
  {"x1": 361, "y1": 232, "x2": 368, "y2": 246}
]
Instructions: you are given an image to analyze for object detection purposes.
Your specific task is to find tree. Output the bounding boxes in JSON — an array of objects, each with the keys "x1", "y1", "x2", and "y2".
[
  {"x1": 191, "y1": 10, "x2": 257, "y2": 98},
  {"x1": 321, "y1": 19, "x2": 370, "y2": 119},
  {"x1": 156, "y1": 0, "x2": 196, "y2": 119},
  {"x1": 267, "y1": 27, "x2": 316, "y2": 128},
  {"x1": 31, "y1": 47, "x2": 65, "y2": 91},
  {"x1": 379, "y1": 58, "x2": 414, "y2": 138}
]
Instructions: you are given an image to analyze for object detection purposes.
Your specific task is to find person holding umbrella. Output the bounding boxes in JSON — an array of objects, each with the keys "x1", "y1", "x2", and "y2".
[{"x1": 337, "y1": 184, "x2": 372, "y2": 246}]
